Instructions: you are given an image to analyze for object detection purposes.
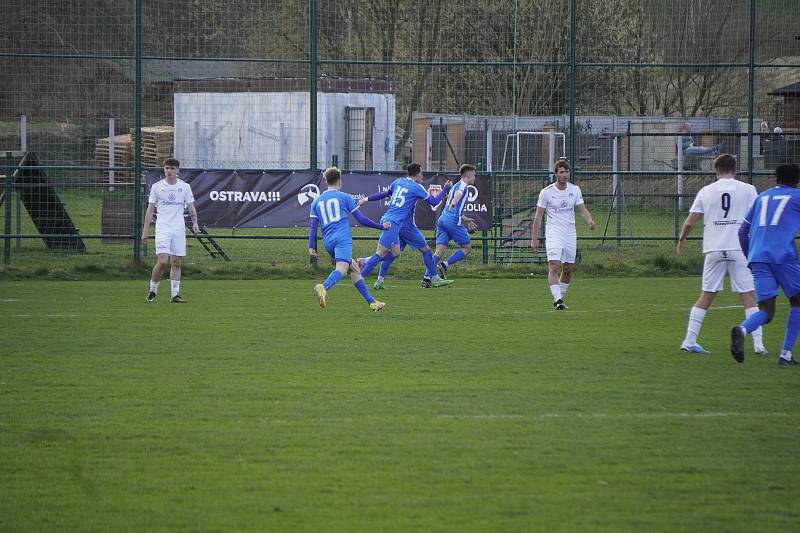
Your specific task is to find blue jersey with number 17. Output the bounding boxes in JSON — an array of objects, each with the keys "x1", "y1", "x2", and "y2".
[
  {"x1": 309, "y1": 189, "x2": 359, "y2": 243},
  {"x1": 744, "y1": 185, "x2": 800, "y2": 264},
  {"x1": 381, "y1": 177, "x2": 431, "y2": 224}
]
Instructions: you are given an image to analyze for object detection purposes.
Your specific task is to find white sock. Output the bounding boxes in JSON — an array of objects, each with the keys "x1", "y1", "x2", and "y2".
[
  {"x1": 559, "y1": 282, "x2": 570, "y2": 298},
  {"x1": 171, "y1": 280, "x2": 180, "y2": 297},
  {"x1": 549, "y1": 284, "x2": 562, "y2": 302},
  {"x1": 745, "y1": 307, "x2": 764, "y2": 348},
  {"x1": 149, "y1": 280, "x2": 160, "y2": 293},
  {"x1": 780, "y1": 350, "x2": 792, "y2": 361},
  {"x1": 376, "y1": 275, "x2": 384, "y2": 283},
  {"x1": 684, "y1": 306, "x2": 706, "y2": 346}
]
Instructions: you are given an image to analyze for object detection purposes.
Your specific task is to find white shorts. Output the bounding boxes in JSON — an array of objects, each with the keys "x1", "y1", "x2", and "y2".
[
  {"x1": 702, "y1": 250, "x2": 754, "y2": 293},
  {"x1": 154, "y1": 230, "x2": 187, "y2": 257},
  {"x1": 545, "y1": 235, "x2": 577, "y2": 263}
]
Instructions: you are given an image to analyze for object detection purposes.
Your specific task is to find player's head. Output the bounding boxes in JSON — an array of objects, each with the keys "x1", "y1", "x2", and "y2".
[
  {"x1": 407, "y1": 162, "x2": 422, "y2": 181},
  {"x1": 324, "y1": 166, "x2": 342, "y2": 187},
  {"x1": 554, "y1": 159, "x2": 570, "y2": 184},
  {"x1": 163, "y1": 158, "x2": 180, "y2": 180},
  {"x1": 680, "y1": 122, "x2": 691, "y2": 133},
  {"x1": 713, "y1": 154, "x2": 737, "y2": 177},
  {"x1": 459, "y1": 163, "x2": 476, "y2": 184},
  {"x1": 776, "y1": 164, "x2": 800, "y2": 187}
]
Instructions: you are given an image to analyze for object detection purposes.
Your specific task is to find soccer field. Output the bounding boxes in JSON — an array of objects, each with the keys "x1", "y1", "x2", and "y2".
[{"x1": 1, "y1": 278, "x2": 798, "y2": 531}]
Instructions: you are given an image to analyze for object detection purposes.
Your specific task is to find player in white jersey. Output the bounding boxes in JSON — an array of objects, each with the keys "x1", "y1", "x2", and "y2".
[
  {"x1": 531, "y1": 160, "x2": 596, "y2": 310},
  {"x1": 676, "y1": 154, "x2": 766, "y2": 354},
  {"x1": 141, "y1": 158, "x2": 200, "y2": 303}
]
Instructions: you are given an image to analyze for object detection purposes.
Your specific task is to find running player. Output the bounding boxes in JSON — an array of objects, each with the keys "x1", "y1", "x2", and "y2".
[
  {"x1": 731, "y1": 164, "x2": 800, "y2": 365},
  {"x1": 308, "y1": 167, "x2": 388, "y2": 311}
]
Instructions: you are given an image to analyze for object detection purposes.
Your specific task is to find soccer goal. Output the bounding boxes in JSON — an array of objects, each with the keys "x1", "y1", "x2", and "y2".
[{"x1": 498, "y1": 131, "x2": 566, "y2": 176}]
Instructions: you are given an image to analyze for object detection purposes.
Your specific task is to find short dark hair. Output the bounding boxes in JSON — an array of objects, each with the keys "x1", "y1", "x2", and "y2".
[
  {"x1": 776, "y1": 164, "x2": 800, "y2": 186},
  {"x1": 459, "y1": 163, "x2": 476, "y2": 176},
  {"x1": 713, "y1": 154, "x2": 737, "y2": 174},
  {"x1": 554, "y1": 159, "x2": 570, "y2": 173},
  {"x1": 407, "y1": 163, "x2": 422, "y2": 176},
  {"x1": 324, "y1": 166, "x2": 342, "y2": 185},
  {"x1": 163, "y1": 158, "x2": 180, "y2": 168}
]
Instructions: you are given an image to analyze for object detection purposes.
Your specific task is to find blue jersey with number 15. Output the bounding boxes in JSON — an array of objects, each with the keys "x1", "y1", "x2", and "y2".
[
  {"x1": 309, "y1": 189, "x2": 358, "y2": 243},
  {"x1": 744, "y1": 185, "x2": 800, "y2": 264},
  {"x1": 381, "y1": 177, "x2": 431, "y2": 224}
]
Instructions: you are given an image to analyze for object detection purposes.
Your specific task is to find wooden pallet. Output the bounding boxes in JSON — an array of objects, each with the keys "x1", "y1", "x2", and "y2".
[{"x1": 131, "y1": 126, "x2": 174, "y2": 167}]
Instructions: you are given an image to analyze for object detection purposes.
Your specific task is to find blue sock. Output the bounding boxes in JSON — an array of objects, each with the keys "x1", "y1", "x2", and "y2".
[
  {"x1": 741, "y1": 310, "x2": 769, "y2": 333},
  {"x1": 782, "y1": 307, "x2": 800, "y2": 353},
  {"x1": 323, "y1": 270, "x2": 343, "y2": 290},
  {"x1": 446, "y1": 249, "x2": 466, "y2": 266},
  {"x1": 353, "y1": 279, "x2": 375, "y2": 304},
  {"x1": 361, "y1": 253, "x2": 383, "y2": 277},
  {"x1": 422, "y1": 249, "x2": 436, "y2": 277},
  {"x1": 378, "y1": 254, "x2": 396, "y2": 278}
]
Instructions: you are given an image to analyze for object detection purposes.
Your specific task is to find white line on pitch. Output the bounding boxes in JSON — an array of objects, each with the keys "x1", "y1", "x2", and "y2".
[
  {"x1": 438, "y1": 412, "x2": 795, "y2": 420},
  {"x1": 11, "y1": 314, "x2": 80, "y2": 318}
]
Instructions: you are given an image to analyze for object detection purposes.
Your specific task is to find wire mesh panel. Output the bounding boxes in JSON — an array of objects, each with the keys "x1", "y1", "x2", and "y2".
[{"x1": 0, "y1": 0, "x2": 799, "y2": 275}]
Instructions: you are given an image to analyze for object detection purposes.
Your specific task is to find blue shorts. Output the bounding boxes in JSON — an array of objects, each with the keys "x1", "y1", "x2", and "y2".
[
  {"x1": 378, "y1": 220, "x2": 401, "y2": 249},
  {"x1": 324, "y1": 237, "x2": 352, "y2": 265},
  {"x1": 750, "y1": 262, "x2": 800, "y2": 301},
  {"x1": 436, "y1": 218, "x2": 470, "y2": 247},
  {"x1": 399, "y1": 223, "x2": 428, "y2": 251}
]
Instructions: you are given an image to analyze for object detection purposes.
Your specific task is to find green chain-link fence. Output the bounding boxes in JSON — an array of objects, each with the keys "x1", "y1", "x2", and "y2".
[{"x1": 1, "y1": 0, "x2": 798, "y2": 277}]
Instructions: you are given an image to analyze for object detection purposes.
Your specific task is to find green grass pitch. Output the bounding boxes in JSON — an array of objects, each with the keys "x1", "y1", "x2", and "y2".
[{"x1": 1, "y1": 277, "x2": 799, "y2": 531}]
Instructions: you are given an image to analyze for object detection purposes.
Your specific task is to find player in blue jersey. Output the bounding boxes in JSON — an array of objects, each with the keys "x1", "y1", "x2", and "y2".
[
  {"x1": 731, "y1": 164, "x2": 800, "y2": 365},
  {"x1": 433, "y1": 164, "x2": 479, "y2": 281},
  {"x1": 359, "y1": 163, "x2": 454, "y2": 288},
  {"x1": 356, "y1": 175, "x2": 453, "y2": 290},
  {"x1": 308, "y1": 167, "x2": 389, "y2": 311}
]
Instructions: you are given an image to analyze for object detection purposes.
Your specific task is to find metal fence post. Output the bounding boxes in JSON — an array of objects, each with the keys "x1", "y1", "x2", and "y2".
[
  {"x1": 132, "y1": 0, "x2": 143, "y2": 263},
  {"x1": 309, "y1": 0, "x2": 318, "y2": 170},
  {"x1": 4, "y1": 151, "x2": 13, "y2": 264},
  {"x1": 568, "y1": 0, "x2": 577, "y2": 163},
  {"x1": 746, "y1": 0, "x2": 756, "y2": 184}
]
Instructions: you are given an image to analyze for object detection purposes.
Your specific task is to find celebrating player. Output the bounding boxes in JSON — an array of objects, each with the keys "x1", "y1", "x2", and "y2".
[
  {"x1": 531, "y1": 159, "x2": 596, "y2": 310},
  {"x1": 731, "y1": 164, "x2": 800, "y2": 365},
  {"x1": 434, "y1": 164, "x2": 478, "y2": 281},
  {"x1": 676, "y1": 154, "x2": 765, "y2": 355},
  {"x1": 359, "y1": 163, "x2": 453, "y2": 288},
  {"x1": 141, "y1": 158, "x2": 199, "y2": 304},
  {"x1": 308, "y1": 167, "x2": 388, "y2": 311},
  {"x1": 356, "y1": 175, "x2": 452, "y2": 290}
]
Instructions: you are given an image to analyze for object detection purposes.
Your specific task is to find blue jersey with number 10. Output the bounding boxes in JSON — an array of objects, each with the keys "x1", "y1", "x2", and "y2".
[
  {"x1": 744, "y1": 185, "x2": 800, "y2": 264},
  {"x1": 381, "y1": 177, "x2": 431, "y2": 224},
  {"x1": 309, "y1": 190, "x2": 358, "y2": 243}
]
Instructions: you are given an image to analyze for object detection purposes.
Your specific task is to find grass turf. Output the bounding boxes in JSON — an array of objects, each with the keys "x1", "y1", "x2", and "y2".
[{"x1": 1, "y1": 277, "x2": 798, "y2": 531}]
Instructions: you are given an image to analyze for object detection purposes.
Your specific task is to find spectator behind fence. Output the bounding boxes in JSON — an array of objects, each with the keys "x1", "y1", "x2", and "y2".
[
  {"x1": 680, "y1": 122, "x2": 720, "y2": 157},
  {"x1": 760, "y1": 121, "x2": 769, "y2": 155}
]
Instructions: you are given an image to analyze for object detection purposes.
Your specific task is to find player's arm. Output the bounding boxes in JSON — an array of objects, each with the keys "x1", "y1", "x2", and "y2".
[
  {"x1": 351, "y1": 208, "x2": 388, "y2": 230},
  {"x1": 576, "y1": 203, "x2": 596, "y2": 230},
  {"x1": 308, "y1": 216, "x2": 319, "y2": 256},
  {"x1": 461, "y1": 215, "x2": 478, "y2": 230},
  {"x1": 424, "y1": 183, "x2": 452, "y2": 207},
  {"x1": 141, "y1": 202, "x2": 155, "y2": 241},
  {"x1": 738, "y1": 217, "x2": 752, "y2": 257},
  {"x1": 447, "y1": 189, "x2": 464, "y2": 211},
  {"x1": 531, "y1": 207, "x2": 545, "y2": 251},
  {"x1": 186, "y1": 202, "x2": 200, "y2": 234},
  {"x1": 358, "y1": 189, "x2": 390, "y2": 207},
  {"x1": 676, "y1": 212, "x2": 701, "y2": 255}
]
